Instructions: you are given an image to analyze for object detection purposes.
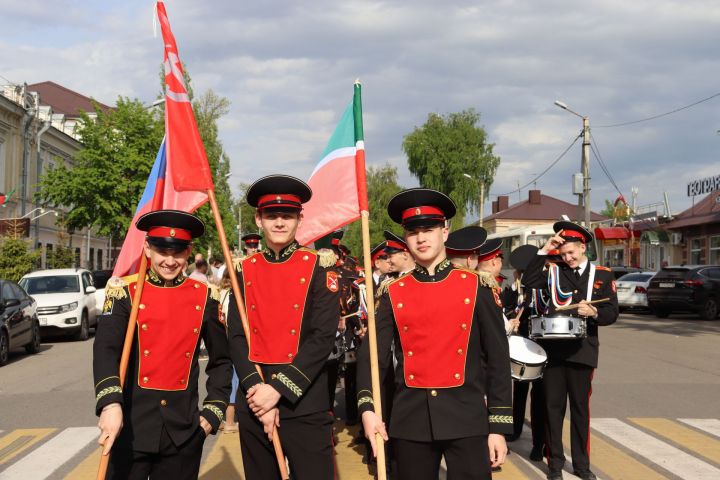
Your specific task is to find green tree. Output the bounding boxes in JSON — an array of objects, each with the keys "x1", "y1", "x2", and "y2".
[
  {"x1": 36, "y1": 98, "x2": 164, "y2": 240},
  {"x1": 0, "y1": 237, "x2": 41, "y2": 281},
  {"x1": 402, "y1": 109, "x2": 500, "y2": 227},
  {"x1": 341, "y1": 164, "x2": 404, "y2": 260}
]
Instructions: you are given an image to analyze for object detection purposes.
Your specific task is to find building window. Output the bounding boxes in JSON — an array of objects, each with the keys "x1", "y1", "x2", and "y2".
[
  {"x1": 97, "y1": 249, "x2": 104, "y2": 270},
  {"x1": 46, "y1": 243, "x2": 53, "y2": 269},
  {"x1": 75, "y1": 247, "x2": 81, "y2": 268},
  {"x1": 690, "y1": 238, "x2": 702, "y2": 264},
  {"x1": 89, "y1": 247, "x2": 95, "y2": 270},
  {"x1": 710, "y1": 236, "x2": 720, "y2": 265}
]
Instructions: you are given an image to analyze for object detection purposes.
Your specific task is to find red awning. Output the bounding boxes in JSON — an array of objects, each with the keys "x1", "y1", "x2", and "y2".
[{"x1": 594, "y1": 227, "x2": 630, "y2": 240}]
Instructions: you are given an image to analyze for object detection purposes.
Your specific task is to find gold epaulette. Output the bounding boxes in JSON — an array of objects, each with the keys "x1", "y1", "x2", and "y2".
[
  {"x1": 316, "y1": 248, "x2": 337, "y2": 268},
  {"x1": 476, "y1": 270, "x2": 500, "y2": 290},
  {"x1": 376, "y1": 272, "x2": 409, "y2": 298},
  {"x1": 105, "y1": 274, "x2": 135, "y2": 301},
  {"x1": 208, "y1": 283, "x2": 221, "y2": 301},
  {"x1": 232, "y1": 257, "x2": 243, "y2": 272}
]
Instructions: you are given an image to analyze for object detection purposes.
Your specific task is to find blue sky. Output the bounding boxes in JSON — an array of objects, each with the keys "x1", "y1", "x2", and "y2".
[{"x1": 2, "y1": 0, "x2": 719, "y2": 218}]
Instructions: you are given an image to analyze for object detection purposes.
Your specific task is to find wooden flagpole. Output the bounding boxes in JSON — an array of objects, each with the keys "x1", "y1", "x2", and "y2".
[
  {"x1": 96, "y1": 255, "x2": 149, "y2": 480},
  {"x1": 206, "y1": 189, "x2": 289, "y2": 479},
  {"x1": 353, "y1": 80, "x2": 387, "y2": 479}
]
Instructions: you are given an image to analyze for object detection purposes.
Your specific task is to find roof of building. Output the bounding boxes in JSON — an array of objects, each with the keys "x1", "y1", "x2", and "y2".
[
  {"x1": 483, "y1": 191, "x2": 606, "y2": 222},
  {"x1": 27, "y1": 81, "x2": 112, "y2": 117},
  {"x1": 663, "y1": 190, "x2": 720, "y2": 229}
]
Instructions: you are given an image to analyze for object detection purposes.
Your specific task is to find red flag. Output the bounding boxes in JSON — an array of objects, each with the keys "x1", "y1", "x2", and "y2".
[{"x1": 157, "y1": 1, "x2": 213, "y2": 192}]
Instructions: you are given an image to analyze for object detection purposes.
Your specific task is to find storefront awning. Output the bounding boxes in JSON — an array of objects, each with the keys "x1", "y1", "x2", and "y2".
[
  {"x1": 594, "y1": 227, "x2": 629, "y2": 240},
  {"x1": 640, "y1": 230, "x2": 670, "y2": 245}
]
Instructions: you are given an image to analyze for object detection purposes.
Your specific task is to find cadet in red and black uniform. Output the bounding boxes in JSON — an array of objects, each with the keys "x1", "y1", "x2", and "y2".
[
  {"x1": 226, "y1": 175, "x2": 339, "y2": 480},
  {"x1": 358, "y1": 188, "x2": 513, "y2": 480},
  {"x1": 93, "y1": 210, "x2": 232, "y2": 480},
  {"x1": 241, "y1": 233, "x2": 262, "y2": 256},
  {"x1": 521, "y1": 221, "x2": 619, "y2": 480}
]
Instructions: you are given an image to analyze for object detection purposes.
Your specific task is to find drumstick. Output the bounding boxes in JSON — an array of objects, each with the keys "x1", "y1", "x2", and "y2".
[{"x1": 555, "y1": 298, "x2": 610, "y2": 311}]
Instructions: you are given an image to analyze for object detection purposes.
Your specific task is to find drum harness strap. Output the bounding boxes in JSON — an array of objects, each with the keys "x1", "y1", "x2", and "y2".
[{"x1": 548, "y1": 263, "x2": 596, "y2": 308}]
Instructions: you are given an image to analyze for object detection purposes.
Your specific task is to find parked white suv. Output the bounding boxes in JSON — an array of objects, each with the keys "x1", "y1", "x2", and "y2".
[{"x1": 19, "y1": 268, "x2": 99, "y2": 341}]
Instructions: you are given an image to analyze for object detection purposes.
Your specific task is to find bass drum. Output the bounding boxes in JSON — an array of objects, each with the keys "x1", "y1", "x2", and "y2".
[
  {"x1": 530, "y1": 315, "x2": 587, "y2": 340},
  {"x1": 508, "y1": 336, "x2": 547, "y2": 382}
]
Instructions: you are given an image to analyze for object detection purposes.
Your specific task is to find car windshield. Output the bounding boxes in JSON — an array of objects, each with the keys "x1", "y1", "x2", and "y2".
[
  {"x1": 654, "y1": 268, "x2": 690, "y2": 280},
  {"x1": 20, "y1": 275, "x2": 80, "y2": 294},
  {"x1": 619, "y1": 273, "x2": 654, "y2": 282}
]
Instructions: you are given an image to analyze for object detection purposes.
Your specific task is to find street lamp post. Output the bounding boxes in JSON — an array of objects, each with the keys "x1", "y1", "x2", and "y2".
[
  {"x1": 555, "y1": 101, "x2": 591, "y2": 227},
  {"x1": 463, "y1": 173, "x2": 485, "y2": 227}
]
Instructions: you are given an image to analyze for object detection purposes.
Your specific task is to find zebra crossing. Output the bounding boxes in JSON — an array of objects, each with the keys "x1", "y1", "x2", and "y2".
[{"x1": 0, "y1": 417, "x2": 718, "y2": 479}]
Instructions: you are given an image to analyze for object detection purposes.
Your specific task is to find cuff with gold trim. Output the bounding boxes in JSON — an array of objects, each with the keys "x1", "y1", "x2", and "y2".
[
  {"x1": 269, "y1": 366, "x2": 308, "y2": 405},
  {"x1": 488, "y1": 407, "x2": 514, "y2": 434},
  {"x1": 201, "y1": 402, "x2": 226, "y2": 434},
  {"x1": 95, "y1": 377, "x2": 123, "y2": 416},
  {"x1": 357, "y1": 390, "x2": 375, "y2": 415},
  {"x1": 239, "y1": 370, "x2": 264, "y2": 392}
]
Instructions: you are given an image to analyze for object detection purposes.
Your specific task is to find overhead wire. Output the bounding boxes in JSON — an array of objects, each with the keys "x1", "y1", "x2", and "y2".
[
  {"x1": 589, "y1": 132, "x2": 624, "y2": 198},
  {"x1": 594, "y1": 91, "x2": 720, "y2": 128},
  {"x1": 493, "y1": 131, "x2": 582, "y2": 197}
]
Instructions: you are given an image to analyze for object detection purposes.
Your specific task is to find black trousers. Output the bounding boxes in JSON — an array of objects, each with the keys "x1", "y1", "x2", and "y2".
[
  {"x1": 512, "y1": 377, "x2": 546, "y2": 447},
  {"x1": 106, "y1": 426, "x2": 206, "y2": 480},
  {"x1": 393, "y1": 436, "x2": 491, "y2": 480},
  {"x1": 237, "y1": 409, "x2": 334, "y2": 480},
  {"x1": 542, "y1": 361, "x2": 594, "y2": 472},
  {"x1": 343, "y1": 360, "x2": 358, "y2": 423},
  {"x1": 325, "y1": 358, "x2": 340, "y2": 409}
]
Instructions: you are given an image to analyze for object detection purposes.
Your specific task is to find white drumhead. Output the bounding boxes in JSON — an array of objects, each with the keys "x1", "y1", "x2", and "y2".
[{"x1": 509, "y1": 336, "x2": 547, "y2": 364}]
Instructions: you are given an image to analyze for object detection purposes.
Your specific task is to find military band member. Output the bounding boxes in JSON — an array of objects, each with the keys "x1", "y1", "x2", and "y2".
[
  {"x1": 445, "y1": 225, "x2": 487, "y2": 271},
  {"x1": 226, "y1": 175, "x2": 339, "y2": 480},
  {"x1": 521, "y1": 221, "x2": 619, "y2": 480},
  {"x1": 241, "y1": 233, "x2": 262, "y2": 256},
  {"x1": 358, "y1": 188, "x2": 513, "y2": 480},
  {"x1": 475, "y1": 238, "x2": 518, "y2": 336},
  {"x1": 93, "y1": 210, "x2": 232, "y2": 480},
  {"x1": 383, "y1": 230, "x2": 415, "y2": 275},
  {"x1": 371, "y1": 242, "x2": 392, "y2": 288}
]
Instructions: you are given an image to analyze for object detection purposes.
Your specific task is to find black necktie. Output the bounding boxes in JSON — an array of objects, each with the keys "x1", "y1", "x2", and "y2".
[{"x1": 574, "y1": 267, "x2": 581, "y2": 280}]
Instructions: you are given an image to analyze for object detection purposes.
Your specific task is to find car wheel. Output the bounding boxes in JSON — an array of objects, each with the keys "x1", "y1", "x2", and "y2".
[
  {"x1": 700, "y1": 298, "x2": 718, "y2": 321},
  {"x1": 0, "y1": 330, "x2": 9, "y2": 366},
  {"x1": 25, "y1": 319, "x2": 41, "y2": 354},
  {"x1": 75, "y1": 311, "x2": 89, "y2": 341}
]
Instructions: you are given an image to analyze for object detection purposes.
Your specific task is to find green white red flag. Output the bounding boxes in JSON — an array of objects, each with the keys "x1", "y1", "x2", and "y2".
[{"x1": 296, "y1": 82, "x2": 368, "y2": 245}]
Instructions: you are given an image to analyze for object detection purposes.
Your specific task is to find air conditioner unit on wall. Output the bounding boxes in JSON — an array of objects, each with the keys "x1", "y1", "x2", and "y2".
[{"x1": 670, "y1": 233, "x2": 682, "y2": 245}]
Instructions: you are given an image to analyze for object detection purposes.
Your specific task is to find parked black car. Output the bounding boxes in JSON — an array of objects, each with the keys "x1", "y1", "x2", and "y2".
[
  {"x1": 609, "y1": 266, "x2": 643, "y2": 280},
  {"x1": 1, "y1": 279, "x2": 41, "y2": 366},
  {"x1": 647, "y1": 265, "x2": 720, "y2": 320},
  {"x1": 91, "y1": 270, "x2": 113, "y2": 289}
]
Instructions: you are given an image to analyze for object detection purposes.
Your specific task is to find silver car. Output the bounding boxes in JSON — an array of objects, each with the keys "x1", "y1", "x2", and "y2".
[{"x1": 616, "y1": 272, "x2": 656, "y2": 310}]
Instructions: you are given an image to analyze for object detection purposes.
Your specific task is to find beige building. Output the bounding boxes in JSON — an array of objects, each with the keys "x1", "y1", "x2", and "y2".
[{"x1": 0, "y1": 82, "x2": 112, "y2": 270}]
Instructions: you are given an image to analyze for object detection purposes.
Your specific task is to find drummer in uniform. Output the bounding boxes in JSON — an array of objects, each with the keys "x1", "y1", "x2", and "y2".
[
  {"x1": 226, "y1": 175, "x2": 339, "y2": 480},
  {"x1": 242, "y1": 233, "x2": 262, "y2": 256},
  {"x1": 505, "y1": 245, "x2": 547, "y2": 460},
  {"x1": 93, "y1": 210, "x2": 232, "y2": 479},
  {"x1": 358, "y1": 188, "x2": 513, "y2": 480},
  {"x1": 521, "y1": 221, "x2": 618, "y2": 480}
]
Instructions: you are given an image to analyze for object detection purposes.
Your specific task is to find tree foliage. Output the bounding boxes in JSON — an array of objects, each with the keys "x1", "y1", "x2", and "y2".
[
  {"x1": 402, "y1": 109, "x2": 500, "y2": 227},
  {"x1": 341, "y1": 164, "x2": 404, "y2": 260},
  {"x1": 0, "y1": 237, "x2": 41, "y2": 282}
]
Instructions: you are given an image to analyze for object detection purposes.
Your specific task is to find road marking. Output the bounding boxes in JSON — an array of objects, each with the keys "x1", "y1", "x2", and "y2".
[
  {"x1": 0, "y1": 427, "x2": 97, "y2": 479},
  {"x1": 679, "y1": 419, "x2": 720, "y2": 439},
  {"x1": 556, "y1": 419, "x2": 668, "y2": 480},
  {"x1": 0, "y1": 428, "x2": 56, "y2": 465},
  {"x1": 630, "y1": 418, "x2": 720, "y2": 466},
  {"x1": 63, "y1": 446, "x2": 101, "y2": 480},
  {"x1": 591, "y1": 418, "x2": 720, "y2": 479}
]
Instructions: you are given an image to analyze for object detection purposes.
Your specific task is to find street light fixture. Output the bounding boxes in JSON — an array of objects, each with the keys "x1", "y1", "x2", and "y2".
[
  {"x1": 27, "y1": 210, "x2": 58, "y2": 221},
  {"x1": 555, "y1": 100, "x2": 591, "y2": 227},
  {"x1": 21, "y1": 207, "x2": 44, "y2": 218},
  {"x1": 463, "y1": 173, "x2": 486, "y2": 227}
]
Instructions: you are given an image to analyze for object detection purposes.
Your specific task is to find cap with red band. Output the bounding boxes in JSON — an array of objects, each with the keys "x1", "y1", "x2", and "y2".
[
  {"x1": 553, "y1": 221, "x2": 593, "y2": 244},
  {"x1": 148, "y1": 226, "x2": 192, "y2": 241},
  {"x1": 476, "y1": 238, "x2": 503, "y2": 263},
  {"x1": 257, "y1": 193, "x2": 302, "y2": 210},
  {"x1": 387, "y1": 188, "x2": 457, "y2": 228},
  {"x1": 135, "y1": 209, "x2": 205, "y2": 249},
  {"x1": 246, "y1": 175, "x2": 312, "y2": 211},
  {"x1": 401, "y1": 205, "x2": 445, "y2": 221}
]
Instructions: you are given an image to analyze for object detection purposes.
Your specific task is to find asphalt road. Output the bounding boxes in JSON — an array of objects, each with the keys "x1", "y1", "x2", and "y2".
[{"x1": 0, "y1": 311, "x2": 718, "y2": 479}]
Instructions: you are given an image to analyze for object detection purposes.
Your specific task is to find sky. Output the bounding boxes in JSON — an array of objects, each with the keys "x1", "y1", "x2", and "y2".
[{"x1": 1, "y1": 0, "x2": 719, "y2": 219}]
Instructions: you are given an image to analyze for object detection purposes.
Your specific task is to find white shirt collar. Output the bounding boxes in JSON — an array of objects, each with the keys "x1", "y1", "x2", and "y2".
[{"x1": 576, "y1": 259, "x2": 589, "y2": 276}]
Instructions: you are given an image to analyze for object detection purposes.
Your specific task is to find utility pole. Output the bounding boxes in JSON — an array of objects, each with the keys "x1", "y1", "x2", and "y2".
[
  {"x1": 478, "y1": 178, "x2": 485, "y2": 227},
  {"x1": 581, "y1": 116, "x2": 591, "y2": 227}
]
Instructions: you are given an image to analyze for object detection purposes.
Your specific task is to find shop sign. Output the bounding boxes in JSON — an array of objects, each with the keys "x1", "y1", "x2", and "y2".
[{"x1": 687, "y1": 173, "x2": 720, "y2": 196}]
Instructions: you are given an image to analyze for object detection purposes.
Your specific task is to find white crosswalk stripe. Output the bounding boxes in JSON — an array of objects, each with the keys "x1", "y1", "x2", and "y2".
[
  {"x1": 591, "y1": 418, "x2": 720, "y2": 480},
  {"x1": 679, "y1": 418, "x2": 720, "y2": 438},
  {"x1": 0, "y1": 427, "x2": 97, "y2": 480}
]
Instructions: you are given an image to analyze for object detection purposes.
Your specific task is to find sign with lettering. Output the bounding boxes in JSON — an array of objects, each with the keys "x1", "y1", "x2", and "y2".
[{"x1": 687, "y1": 174, "x2": 720, "y2": 196}]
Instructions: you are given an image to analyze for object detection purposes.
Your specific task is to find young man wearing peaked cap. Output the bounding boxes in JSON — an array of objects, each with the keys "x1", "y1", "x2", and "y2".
[
  {"x1": 521, "y1": 221, "x2": 618, "y2": 480},
  {"x1": 93, "y1": 210, "x2": 232, "y2": 480},
  {"x1": 225, "y1": 175, "x2": 339, "y2": 480},
  {"x1": 357, "y1": 188, "x2": 513, "y2": 480}
]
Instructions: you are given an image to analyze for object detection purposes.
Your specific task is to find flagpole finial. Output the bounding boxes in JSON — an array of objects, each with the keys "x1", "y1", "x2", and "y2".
[{"x1": 354, "y1": 78, "x2": 361, "y2": 85}]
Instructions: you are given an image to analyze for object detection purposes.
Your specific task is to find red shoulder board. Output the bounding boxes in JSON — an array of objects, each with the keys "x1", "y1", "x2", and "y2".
[
  {"x1": 388, "y1": 270, "x2": 477, "y2": 389},
  {"x1": 242, "y1": 250, "x2": 317, "y2": 364},
  {"x1": 595, "y1": 265, "x2": 611, "y2": 272},
  {"x1": 131, "y1": 278, "x2": 207, "y2": 391}
]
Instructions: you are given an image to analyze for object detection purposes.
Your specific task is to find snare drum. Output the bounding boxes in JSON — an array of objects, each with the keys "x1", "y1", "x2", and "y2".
[
  {"x1": 530, "y1": 315, "x2": 587, "y2": 339},
  {"x1": 508, "y1": 336, "x2": 547, "y2": 381}
]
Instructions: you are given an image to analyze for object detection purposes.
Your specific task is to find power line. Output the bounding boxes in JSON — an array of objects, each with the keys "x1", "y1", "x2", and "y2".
[
  {"x1": 493, "y1": 131, "x2": 582, "y2": 197},
  {"x1": 589, "y1": 132, "x2": 624, "y2": 198},
  {"x1": 594, "y1": 91, "x2": 720, "y2": 128},
  {"x1": 0, "y1": 73, "x2": 18, "y2": 86}
]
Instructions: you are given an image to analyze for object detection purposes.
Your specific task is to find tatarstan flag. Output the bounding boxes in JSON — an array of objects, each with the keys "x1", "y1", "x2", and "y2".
[{"x1": 296, "y1": 83, "x2": 367, "y2": 245}]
